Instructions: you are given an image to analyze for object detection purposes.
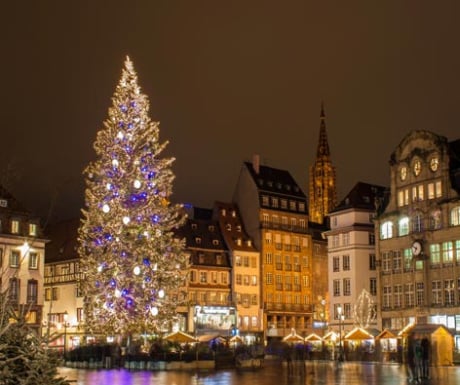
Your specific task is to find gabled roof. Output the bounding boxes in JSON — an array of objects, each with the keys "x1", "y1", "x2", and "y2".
[
  {"x1": 330, "y1": 182, "x2": 388, "y2": 214},
  {"x1": 213, "y1": 201, "x2": 257, "y2": 252},
  {"x1": 243, "y1": 162, "x2": 306, "y2": 199},
  {"x1": 0, "y1": 185, "x2": 31, "y2": 215}
]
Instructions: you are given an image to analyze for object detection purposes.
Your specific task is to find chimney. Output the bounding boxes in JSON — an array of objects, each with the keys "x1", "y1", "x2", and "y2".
[{"x1": 252, "y1": 154, "x2": 260, "y2": 174}]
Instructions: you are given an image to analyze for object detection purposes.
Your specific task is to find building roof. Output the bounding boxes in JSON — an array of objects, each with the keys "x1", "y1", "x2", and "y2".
[
  {"x1": 0, "y1": 185, "x2": 31, "y2": 215},
  {"x1": 45, "y1": 217, "x2": 80, "y2": 263},
  {"x1": 213, "y1": 201, "x2": 257, "y2": 252},
  {"x1": 330, "y1": 182, "x2": 388, "y2": 214},
  {"x1": 243, "y1": 161, "x2": 306, "y2": 199}
]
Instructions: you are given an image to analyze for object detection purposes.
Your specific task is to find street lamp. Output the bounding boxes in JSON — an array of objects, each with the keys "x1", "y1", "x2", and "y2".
[
  {"x1": 63, "y1": 311, "x2": 68, "y2": 360},
  {"x1": 337, "y1": 306, "x2": 344, "y2": 362}
]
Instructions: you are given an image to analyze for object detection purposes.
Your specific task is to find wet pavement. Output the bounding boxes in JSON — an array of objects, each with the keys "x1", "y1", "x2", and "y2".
[{"x1": 58, "y1": 360, "x2": 460, "y2": 385}]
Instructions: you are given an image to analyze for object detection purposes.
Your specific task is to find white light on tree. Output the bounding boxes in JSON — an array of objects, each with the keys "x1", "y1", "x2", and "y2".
[
  {"x1": 158, "y1": 289, "x2": 165, "y2": 298},
  {"x1": 78, "y1": 56, "x2": 189, "y2": 338}
]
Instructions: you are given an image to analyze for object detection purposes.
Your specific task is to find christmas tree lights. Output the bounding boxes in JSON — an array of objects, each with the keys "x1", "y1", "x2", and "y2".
[{"x1": 78, "y1": 57, "x2": 188, "y2": 337}]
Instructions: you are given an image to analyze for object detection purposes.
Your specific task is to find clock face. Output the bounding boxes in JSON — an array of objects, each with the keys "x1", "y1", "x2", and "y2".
[
  {"x1": 430, "y1": 157, "x2": 439, "y2": 172},
  {"x1": 413, "y1": 160, "x2": 421, "y2": 176},
  {"x1": 412, "y1": 241, "x2": 422, "y2": 256},
  {"x1": 400, "y1": 166, "x2": 407, "y2": 181}
]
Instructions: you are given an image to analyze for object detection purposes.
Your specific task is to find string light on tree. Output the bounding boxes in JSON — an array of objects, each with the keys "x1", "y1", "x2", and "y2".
[{"x1": 78, "y1": 56, "x2": 189, "y2": 338}]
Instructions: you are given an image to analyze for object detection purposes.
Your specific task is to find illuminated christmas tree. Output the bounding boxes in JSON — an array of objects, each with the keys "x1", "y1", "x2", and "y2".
[{"x1": 78, "y1": 57, "x2": 188, "y2": 338}]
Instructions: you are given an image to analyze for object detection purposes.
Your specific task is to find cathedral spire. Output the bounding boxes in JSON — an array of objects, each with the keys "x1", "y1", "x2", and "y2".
[
  {"x1": 308, "y1": 102, "x2": 337, "y2": 224},
  {"x1": 317, "y1": 101, "x2": 330, "y2": 158}
]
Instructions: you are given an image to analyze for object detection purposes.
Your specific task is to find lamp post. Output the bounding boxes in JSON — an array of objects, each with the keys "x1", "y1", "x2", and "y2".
[
  {"x1": 63, "y1": 311, "x2": 68, "y2": 360},
  {"x1": 337, "y1": 306, "x2": 343, "y2": 362}
]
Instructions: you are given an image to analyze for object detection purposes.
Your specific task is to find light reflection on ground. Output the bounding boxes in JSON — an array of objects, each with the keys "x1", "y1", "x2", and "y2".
[{"x1": 58, "y1": 361, "x2": 460, "y2": 385}]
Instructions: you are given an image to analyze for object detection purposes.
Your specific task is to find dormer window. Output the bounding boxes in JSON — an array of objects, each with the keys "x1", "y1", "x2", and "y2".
[
  {"x1": 267, "y1": 181, "x2": 273, "y2": 187},
  {"x1": 208, "y1": 225, "x2": 215, "y2": 232},
  {"x1": 11, "y1": 220, "x2": 19, "y2": 234},
  {"x1": 247, "y1": 240, "x2": 252, "y2": 247},
  {"x1": 195, "y1": 237, "x2": 201, "y2": 244},
  {"x1": 29, "y1": 223, "x2": 37, "y2": 236},
  {"x1": 212, "y1": 239, "x2": 219, "y2": 246},
  {"x1": 221, "y1": 208, "x2": 226, "y2": 216},
  {"x1": 191, "y1": 223, "x2": 197, "y2": 230},
  {"x1": 236, "y1": 225, "x2": 241, "y2": 232},
  {"x1": 226, "y1": 223, "x2": 232, "y2": 231},
  {"x1": 236, "y1": 238, "x2": 242, "y2": 246},
  {"x1": 277, "y1": 183, "x2": 282, "y2": 189},
  {"x1": 231, "y1": 211, "x2": 236, "y2": 217}
]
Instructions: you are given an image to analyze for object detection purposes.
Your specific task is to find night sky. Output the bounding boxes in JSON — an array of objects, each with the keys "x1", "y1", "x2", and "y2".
[{"x1": 1, "y1": 1, "x2": 459, "y2": 224}]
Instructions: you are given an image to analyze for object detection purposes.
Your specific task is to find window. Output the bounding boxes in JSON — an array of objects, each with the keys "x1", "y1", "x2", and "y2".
[
  {"x1": 383, "y1": 286, "x2": 391, "y2": 308},
  {"x1": 332, "y1": 235, "x2": 339, "y2": 247},
  {"x1": 382, "y1": 252, "x2": 391, "y2": 272},
  {"x1": 404, "y1": 248, "x2": 413, "y2": 270},
  {"x1": 380, "y1": 221, "x2": 393, "y2": 239},
  {"x1": 262, "y1": 213, "x2": 269, "y2": 224},
  {"x1": 342, "y1": 233, "x2": 350, "y2": 246},
  {"x1": 343, "y1": 278, "x2": 351, "y2": 296},
  {"x1": 416, "y1": 282, "x2": 424, "y2": 306},
  {"x1": 369, "y1": 232, "x2": 375, "y2": 245},
  {"x1": 369, "y1": 254, "x2": 376, "y2": 270},
  {"x1": 29, "y1": 223, "x2": 37, "y2": 236},
  {"x1": 251, "y1": 257, "x2": 257, "y2": 268},
  {"x1": 394, "y1": 285, "x2": 402, "y2": 308},
  {"x1": 265, "y1": 232, "x2": 272, "y2": 244},
  {"x1": 333, "y1": 304, "x2": 342, "y2": 320},
  {"x1": 200, "y1": 272, "x2": 207, "y2": 283},
  {"x1": 299, "y1": 219, "x2": 306, "y2": 229},
  {"x1": 10, "y1": 250, "x2": 20, "y2": 267},
  {"x1": 370, "y1": 278, "x2": 377, "y2": 296},
  {"x1": 271, "y1": 197, "x2": 278, "y2": 208},
  {"x1": 298, "y1": 202, "x2": 305, "y2": 212},
  {"x1": 243, "y1": 256, "x2": 250, "y2": 267},
  {"x1": 302, "y1": 275, "x2": 309, "y2": 287},
  {"x1": 235, "y1": 255, "x2": 242, "y2": 266},
  {"x1": 444, "y1": 280, "x2": 455, "y2": 305},
  {"x1": 11, "y1": 220, "x2": 19, "y2": 234},
  {"x1": 265, "y1": 253, "x2": 272, "y2": 264},
  {"x1": 342, "y1": 255, "x2": 350, "y2": 270},
  {"x1": 344, "y1": 303, "x2": 351, "y2": 319},
  {"x1": 450, "y1": 206, "x2": 460, "y2": 226},
  {"x1": 393, "y1": 251, "x2": 402, "y2": 271},
  {"x1": 399, "y1": 217, "x2": 409, "y2": 236},
  {"x1": 455, "y1": 240, "x2": 460, "y2": 263},
  {"x1": 221, "y1": 272, "x2": 228, "y2": 284},
  {"x1": 251, "y1": 275, "x2": 257, "y2": 286},
  {"x1": 9, "y1": 279, "x2": 20, "y2": 303},
  {"x1": 262, "y1": 195, "x2": 269, "y2": 206},
  {"x1": 412, "y1": 213, "x2": 423, "y2": 233},
  {"x1": 333, "y1": 257, "x2": 340, "y2": 272},
  {"x1": 28, "y1": 252, "x2": 38, "y2": 269},
  {"x1": 432, "y1": 280, "x2": 442, "y2": 305},
  {"x1": 405, "y1": 283, "x2": 414, "y2": 307},
  {"x1": 266, "y1": 273, "x2": 273, "y2": 285},
  {"x1": 442, "y1": 241, "x2": 453, "y2": 264},
  {"x1": 435, "y1": 181, "x2": 442, "y2": 197},
  {"x1": 290, "y1": 201, "x2": 296, "y2": 211},
  {"x1": 216, "y1": 254, "x2": 222, "y2": 265},
  {"x1": 27, "y1": 279, "x2": 38, "y2": 303},
  {"x1": 281, "y1": 199, "x2": 287, "y2": 209},
  {"x1": 251, "y1": 295, "x2": 258, "y2": 306},
  {"x1": 243, "y1": 275, "x2": 250, "y2": 285},
  {"x1": 428, "y1": 183, "x2": 435, "y2": 199},
  {"x1": 333, "y1": 280, "x2": 340, "y2": 296}
]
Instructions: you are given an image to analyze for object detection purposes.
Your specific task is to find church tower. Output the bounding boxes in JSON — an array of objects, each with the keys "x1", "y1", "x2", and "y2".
[{"x1": 309, "y1": 103, "x2": 337, "y2": 224}]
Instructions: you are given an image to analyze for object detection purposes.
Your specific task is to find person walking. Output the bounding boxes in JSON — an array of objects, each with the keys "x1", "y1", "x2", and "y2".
[
  {"x1": 421, "y1": 337, "x2": 430, "y2": 379},
  {"x1": 406, "y1": 336, "x2": 416, "y2": 382}
]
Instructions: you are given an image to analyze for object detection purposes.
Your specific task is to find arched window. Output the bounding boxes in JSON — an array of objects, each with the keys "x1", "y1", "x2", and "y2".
[
  {"x1": 398, "y1": 217, "x2": 409, "y2": 236},
  {"x1": 450, "y1": 206, "x2": 460, "y2": 226},
  {"x1": 380, "y1": 221, "x2": 393, "y2": 239}
]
